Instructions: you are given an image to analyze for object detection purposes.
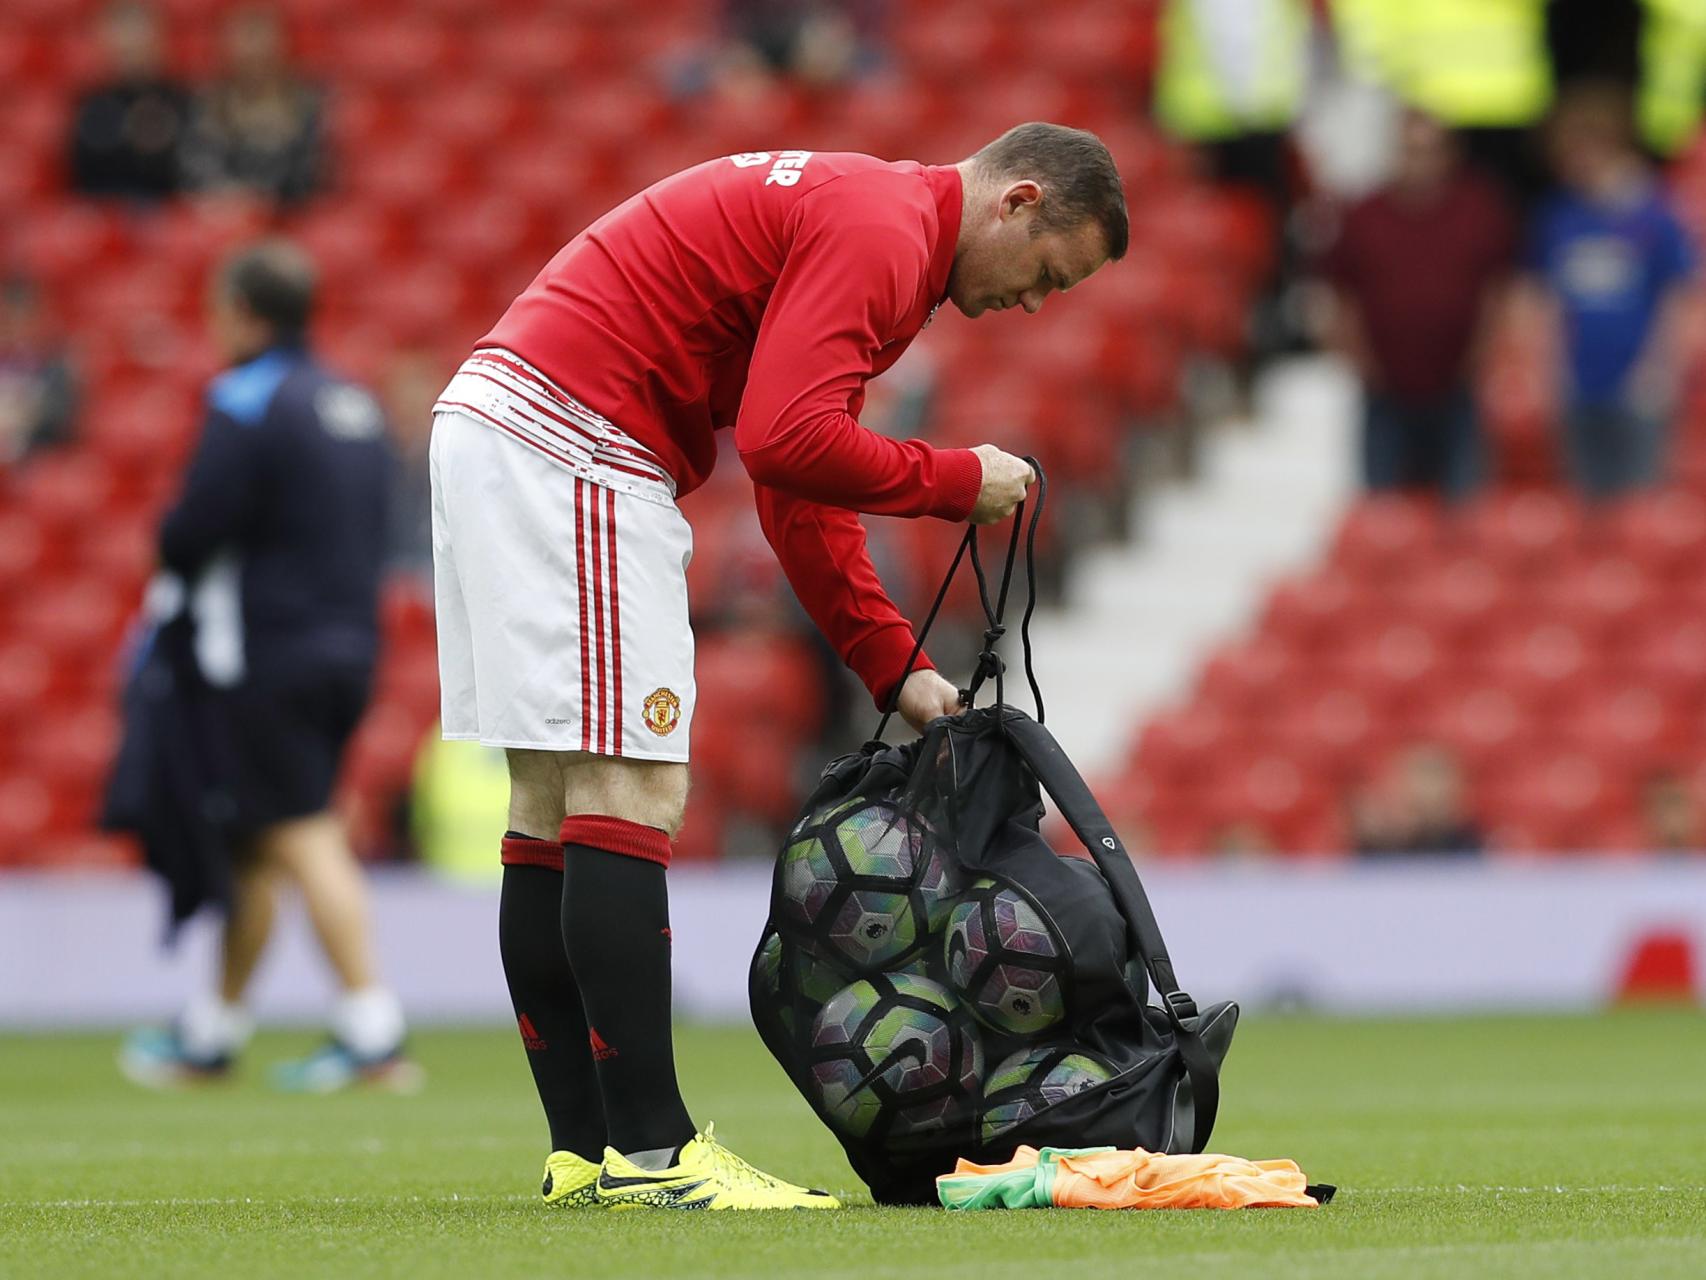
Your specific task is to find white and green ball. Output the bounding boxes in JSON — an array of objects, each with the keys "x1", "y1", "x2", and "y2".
[
  {"x1": 980, "y1": 1043, "x2": 1118, "y2": 1142},
  {"x1": 807, "y1": 973, "x2": 982, "y2": 1139},
  {"x1": 943, "y1": 877, "x2": 1068, "y2": 1036},
  {"x1": 777, "y1": 800, "x2": 958, "y2": 972}
]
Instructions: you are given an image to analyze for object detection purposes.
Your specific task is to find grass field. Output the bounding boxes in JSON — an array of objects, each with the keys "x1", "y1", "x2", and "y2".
[{"x1": 2, "y1": 1011, "x2": 1703, "y2": 1279}]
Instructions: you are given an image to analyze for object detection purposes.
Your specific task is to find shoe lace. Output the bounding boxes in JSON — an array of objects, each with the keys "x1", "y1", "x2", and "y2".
[{"x1": 697, "y1": 1123, "x2": 791, "y2": 1193}]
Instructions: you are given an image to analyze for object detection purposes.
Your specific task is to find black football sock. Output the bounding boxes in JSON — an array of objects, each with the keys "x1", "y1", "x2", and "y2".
[
  {"x1": 498, "y1": 837, "x2": 607, "y2": 1162},
  {"x1": 559, "y1": 815, "x2": 696, "y2": 1156}
]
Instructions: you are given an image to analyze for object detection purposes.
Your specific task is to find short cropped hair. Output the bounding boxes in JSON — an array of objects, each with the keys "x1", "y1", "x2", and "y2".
[
  {"x1": 970, "y1": 122, "x2": 1128, "y2": 260},
  {"x1": 220, "y1": 240, "x2": 316, "y2": 337}
]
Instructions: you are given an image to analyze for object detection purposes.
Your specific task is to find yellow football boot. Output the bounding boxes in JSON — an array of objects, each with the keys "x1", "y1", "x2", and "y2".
[
  {"x1": 541, "y1": 1150, "x2": 602, "y2": 1207},
  {"x1": 595, "y1": 1124, "x2": 841, "y2": 1211}
]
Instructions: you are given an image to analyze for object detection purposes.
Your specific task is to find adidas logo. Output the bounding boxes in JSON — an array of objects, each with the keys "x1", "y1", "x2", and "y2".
[
  {"x1": 588, "y1": 1027, "x2": 618, "y2": 1061},
  {"x1": 518, "y1": 1013, "x2": 548, "y2": 1052}
]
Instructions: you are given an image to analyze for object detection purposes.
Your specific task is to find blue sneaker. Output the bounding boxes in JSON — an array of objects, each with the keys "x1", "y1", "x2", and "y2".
[
  {"x1": 270, "y1": 1040, "x2": 425, "y2": 1094},
  {"x1": 118, "y1": 1026, "x2": 234, "y2": 1089}
]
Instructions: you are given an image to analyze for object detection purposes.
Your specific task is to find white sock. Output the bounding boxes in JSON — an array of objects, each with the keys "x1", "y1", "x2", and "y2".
[
  {"x1": 178, "y1": 994, "x2": 253, "y2": 1061},
  {"x1": 330, "y1": 987, "x2": 406, "y2": 1060}
]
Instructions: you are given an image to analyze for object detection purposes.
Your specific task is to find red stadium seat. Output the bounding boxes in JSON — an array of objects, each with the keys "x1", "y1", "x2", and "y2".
[
  {"x1": 1258, "y1": 570, "x2": 1359, "y2": 652},
  {"x1": 1414, "y1": 684, "x2": 1530, "y2": 771},
  {"x1": 1600, "y1": 489, "x2": 1706, "y2": 580},
  {"x1": 16, "y1": 453, "x2": 118, "y2": 536},
  {"x1": 1389, "y1": 552, "x2": 1505, "y2": 647},
  {"x1": 0, "y1": 783, "x2": 54, "y2": 864},
  {"x1": 1129, "y1": 703, "x2": 1236, "y2": 790},
  {"x1": 1450, "y1": 489, "x2": 1585, "y2": 568},
  {"x1": 1192, "y1": 633, "x2": 1299, "y2": 719},
  {"x1": 1555, "y1": 683, "x2": 1684, "y2": 772},
  {"x1": 1265, "y1": 686, "x2": 1390, "y2": 786}
]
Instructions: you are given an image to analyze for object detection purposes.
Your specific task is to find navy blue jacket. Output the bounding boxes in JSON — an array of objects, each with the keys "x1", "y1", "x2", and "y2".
[{"x1": 159, "y1": 342, "x2": 393, "y2": 679}]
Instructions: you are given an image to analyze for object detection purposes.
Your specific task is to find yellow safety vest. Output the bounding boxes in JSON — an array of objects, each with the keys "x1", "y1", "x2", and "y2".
[
  {"x1": 1155, "y1": 0, "x2": 1310, "y2": 141},
  {"x1": 1333, "y1": 0, "x2": 1552, "y2": 128},
  {"x1": 1641, "y1": 0, "x2": 1706, "y2": 155},
  {"x1": 410, "y1": 730, "x2": 511, "y2": 884}
]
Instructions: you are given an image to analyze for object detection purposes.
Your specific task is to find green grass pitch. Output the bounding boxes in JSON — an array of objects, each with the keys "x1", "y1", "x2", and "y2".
[{"x1": 2, "y1": 1011, "x2": 1702, "y2": 1279}]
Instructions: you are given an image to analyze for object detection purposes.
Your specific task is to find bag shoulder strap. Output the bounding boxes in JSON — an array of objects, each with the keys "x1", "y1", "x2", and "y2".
[{"x1": 1002, "y1": 713, "x2": 1221, "y2": 1154}]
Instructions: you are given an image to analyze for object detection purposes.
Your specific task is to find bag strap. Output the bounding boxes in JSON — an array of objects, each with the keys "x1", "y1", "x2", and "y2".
[
  {"x1": 1002, "y1": 715, "x2": 1221, "y2": 1154},
  {"x1": 873, "y1": 459, "x2": 1047, "y2": 740}
]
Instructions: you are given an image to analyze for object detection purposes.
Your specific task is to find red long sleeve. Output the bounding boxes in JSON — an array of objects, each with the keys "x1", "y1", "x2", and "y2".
[
  {"x1": 753, "y1": 483, "x2": 934, "y2": 708},
  {"x1": 736, "y1": 184, "x2": 982, "y2": 520}
]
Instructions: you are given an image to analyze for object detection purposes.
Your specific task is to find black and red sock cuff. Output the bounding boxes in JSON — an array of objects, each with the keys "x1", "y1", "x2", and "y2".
[
  {"x1": 559, "y1": 814, "x2": 672, "y2": 867},
  {"x1": 501, "y1": 833, "x2": 565, "y2": 872}
]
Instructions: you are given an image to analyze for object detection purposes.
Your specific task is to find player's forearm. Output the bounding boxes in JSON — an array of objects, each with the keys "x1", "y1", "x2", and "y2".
[
  {"x1": 754, "y1": 485, "x2": 937, "y2": 704},
  {"x1": 739, "y1": 409, "x2": 980, "y2": 520}
]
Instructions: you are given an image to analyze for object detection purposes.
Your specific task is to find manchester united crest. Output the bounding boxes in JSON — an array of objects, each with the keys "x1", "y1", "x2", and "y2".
[{"x1": 641, "y1": 687, "x2": 682, "y2": 736}]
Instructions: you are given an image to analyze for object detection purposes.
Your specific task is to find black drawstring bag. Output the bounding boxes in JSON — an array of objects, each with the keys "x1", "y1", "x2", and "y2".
[{"x1": 749, "y1": 463, "x2": 1238, "y2": 1205}]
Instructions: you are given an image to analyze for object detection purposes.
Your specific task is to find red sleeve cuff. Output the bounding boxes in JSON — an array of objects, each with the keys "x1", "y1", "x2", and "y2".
[
  {"x1": 848, "y1": 623, "x2": 938, "y2": 710},
  {"x1": 927, "y1": 446, "x2": 983, "y2": 521}
]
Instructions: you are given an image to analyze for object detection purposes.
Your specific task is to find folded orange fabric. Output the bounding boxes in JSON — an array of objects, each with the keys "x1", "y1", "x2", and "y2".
[{"x1": 938, "y1": 1144, "x2": 1328, "y2": 1210}]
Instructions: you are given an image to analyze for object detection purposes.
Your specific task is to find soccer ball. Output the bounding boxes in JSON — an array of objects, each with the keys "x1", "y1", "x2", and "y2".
[
  {"x1": 777, "y1": 799, "x2": 956, "y2": 971},
  {"x1": 808, "y1": 973, "x2": 982, "y2": 1139},
  {"x1": 752, "y1": 932, "x2": 851, "y2": 1041},
  {"x1": 979, "y1": 1043, "x2": 1118, "y2": 1142},
  {"x1": 942, "y1": 878, "x2": 1067, "y2": 1036}
]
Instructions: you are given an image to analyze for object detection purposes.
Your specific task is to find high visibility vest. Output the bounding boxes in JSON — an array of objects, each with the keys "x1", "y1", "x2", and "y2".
[
  {"x1": 1641, "y1": 0, "x2": 1706, "y2": 155},
  {"x1": 1332, "y1": 0, "x2": 1552, "y2": 128},
  {"x1": 410, "y1": 730, "x2": 511, "y2": 884},
  {"x1": 1155, "y1": 0, "x2": 1310, "y2": 141}
]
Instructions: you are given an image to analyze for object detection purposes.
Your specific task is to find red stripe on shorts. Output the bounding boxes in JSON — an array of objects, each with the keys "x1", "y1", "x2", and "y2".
[
  {"x1": 590, "y1": 480, "x2": 607, "y2": 754},
  {"x1": 575, "y1": 478, "x2": 592, "y2": 754},
  {"x1": 605, "y1": 485, "x2": 623, "y2": 757}
]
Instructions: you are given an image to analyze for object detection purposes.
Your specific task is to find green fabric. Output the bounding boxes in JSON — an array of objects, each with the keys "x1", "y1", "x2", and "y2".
[
  {"x1": 1155, "y1": 0, "x2": 1308, "y2": 141},
  {"x1": 1640, "y1": 0, "x2": 1706, "y2": 156},
  {"x1": 1334, "y1": 0, "x2": 1552, "y2": 127},
  {"x1": 937, "y1": 1147, "x2": 1114, "y2": 1211}
]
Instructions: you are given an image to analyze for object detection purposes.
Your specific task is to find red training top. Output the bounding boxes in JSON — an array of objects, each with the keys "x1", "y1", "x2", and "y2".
[{"x1": 480, "y1": 150, "x2": 982, "y2": 706}]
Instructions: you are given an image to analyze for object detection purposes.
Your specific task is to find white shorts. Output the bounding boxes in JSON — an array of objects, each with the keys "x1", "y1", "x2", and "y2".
[{"x1": 429, "y1": 352, "x2": 695, "y2": 761}]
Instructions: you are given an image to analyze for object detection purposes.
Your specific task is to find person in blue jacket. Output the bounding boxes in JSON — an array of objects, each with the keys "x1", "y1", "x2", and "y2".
[
  {"x1": 117, "y1": 241, "x2": 419, "y2": 1092},
  {"x1": 1529, "y1": 83, "x2": 1698, "y2": 499}
]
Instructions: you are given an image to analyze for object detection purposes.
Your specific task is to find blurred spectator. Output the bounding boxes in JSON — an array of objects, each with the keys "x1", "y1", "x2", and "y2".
[
  {"x1": 683, "y1": 0, "x2": 886, "y2": 96},
  {"x1": 1528, "y1": 83, "x2": 1697, "y2": 499},
  {"x1": 0, "y1": 275, "x2": 78, "y2": 465},
  {"x1": 1639, "y1": 770, "x2": 1700, "y2": 853},
  {"x1": 67, "y1": 0, "x2": 191, "y2": 201},
  {"x1": 1350, "y1": 744, "x2": 1484, "y2": 857},
  {"x1": 1321, "y1": 109, "x2": 1515, "y2": 501},
  {"x1": 181, "y1": 7, "x2": 325, "y2": 207},
  {"x1": 381, "y1": 348, "x2": 444, "y2": 588}
]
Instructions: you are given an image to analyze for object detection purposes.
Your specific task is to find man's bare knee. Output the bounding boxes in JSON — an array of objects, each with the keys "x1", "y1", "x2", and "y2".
[
  {"x1": 563, "y1": 757, "x2": 689, "y2": 837},
  {"x1": 252, "y1": 811, "x2": 344, "y2": 875},
  {"x1": 506, "y1": 749, "x2": 571, "y2": 837}
]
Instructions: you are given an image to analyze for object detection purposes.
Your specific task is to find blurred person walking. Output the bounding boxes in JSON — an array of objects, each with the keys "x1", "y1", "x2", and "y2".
[
  {"x1": 1321, "y1": 109, "x2": 1516, "y2": 500},
  {"x1": 110, "y1": 242, "x2": 416, "y2": 1093},
  {"x1": 1528, "y1": 84, "x2": 1697, "y2": 499},
  {"x1": 432, "y1": 124, "x2": 1119, "y2": 1209}
]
